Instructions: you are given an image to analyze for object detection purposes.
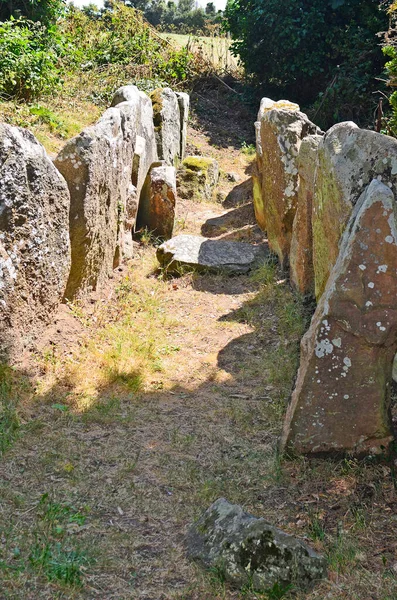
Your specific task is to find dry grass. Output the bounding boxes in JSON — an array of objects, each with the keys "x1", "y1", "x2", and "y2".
[
  {"x1": 1, "y1": 242, "x2": 396, "y2": 599},
  {"x1": 159, "y1": 33, "x2": 240, "y2": 72}
]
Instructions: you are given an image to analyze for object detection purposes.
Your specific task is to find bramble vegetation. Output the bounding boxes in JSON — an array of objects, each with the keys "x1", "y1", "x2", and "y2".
[{"x1": 0, "y1": 0, "x2": 195, "y2": 103}]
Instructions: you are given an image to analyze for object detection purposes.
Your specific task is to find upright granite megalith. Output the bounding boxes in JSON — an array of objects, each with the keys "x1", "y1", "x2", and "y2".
[
  {"x1": 282, "y1": 179, "x2": 397, "y2": 456},
  {"x1": 55, "y1": 105, "x2": 137, "y2": 299},
  {"x1": 0, "y1": 124, "x2": 71, "y2": 356},
  {"x1": 136, "y1": 164, "x2": 177, "y2": 240},
  {"x1": 290, "y1": 135, "x2": 322, "y2": 296},
  {"x1": 256, "y1": 100, "x2": 320, "y2": 267},
  {"x1": 313, "y1": 122, "x2": 397, "y2": 299},
  {"x1": 151, "y1": 87, "x2": 181, "y2": 166}
]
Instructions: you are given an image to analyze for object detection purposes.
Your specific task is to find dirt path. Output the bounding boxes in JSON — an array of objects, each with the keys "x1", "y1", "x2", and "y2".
[{"x1": 1, "y1": 88, "x2": 396, "y2": 600}]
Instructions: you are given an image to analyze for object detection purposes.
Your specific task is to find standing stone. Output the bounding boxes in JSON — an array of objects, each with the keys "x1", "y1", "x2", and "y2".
[
  {"x1": 313, "y1": 122, "x2": 397, "y2": 299},
  {"x1": 253, "y1": 121, "x2": 266, "y2": 231},
  {"x1": 0, "y1": 124, "x2": 71, "y2": 357},
  {"x1": 111, "y1": 85, "x2": 158, "y2": 203},
  {"x1": 257, "y1": 98, "x2": 300, "y2": 122},
  {"x1": 257, "y1": 103, "x2": 319, "y2": 267},
  {"x1": 151, "y1": 87, "x2": 181, "y2": 166},
  {"x1": 282, "y1": 180, "x2": 397, "y2": 456},
  {"x1": 55, "y1": 106, "x2": 136, "y2": 299},
  {"x1": 134, "y1": 91, "x2": 158, "y2": 197},
  {"x1": 136, "y1": 164, "x2": 177, "y2": 240},
  {"x1": 176, "y1": 91, "x2": 190, "y2": 160},
  {"x1": 177, "y1": 156, "x2": 219, "y2": 202},
  {"x1": 187, "y1": 498, "x2": 327, "y2": 592},
  {"x1": 110, "y1": 84, "x2": 141, "y2": 107},
  {"x1": 290, "y1": 135, "x2": 322, "y2": 296}
]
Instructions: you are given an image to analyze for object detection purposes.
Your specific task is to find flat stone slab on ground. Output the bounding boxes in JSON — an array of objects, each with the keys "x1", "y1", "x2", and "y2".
[
  {"x1": 157, "y1": 234, "x2": 267, "y2": 274},
  {"x1": 187, "y1": 498, "x2": 327, "y2": 592}
]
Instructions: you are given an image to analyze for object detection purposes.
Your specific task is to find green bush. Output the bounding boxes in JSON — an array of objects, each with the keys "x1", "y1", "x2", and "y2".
[
  {"x1": 383, "y1": 3, "x2": 397, "y2": 137},
  {"x1": 62, "y1": 2, "x2": 194, "y2": 83},
  {"x1": 0, "y1": 0, "x2": 65, "y2": 25},
  {"x1": 225, "y1": 0, "x2": 388, "y2": 129},
  {"x1": 0, "y1": 19, "x2": 61, "y2": 101}
]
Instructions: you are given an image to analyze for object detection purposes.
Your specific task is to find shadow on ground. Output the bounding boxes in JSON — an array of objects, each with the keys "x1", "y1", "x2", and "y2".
[{"x1": 190, "y1": 79, "x2": 256, "y2": 151}]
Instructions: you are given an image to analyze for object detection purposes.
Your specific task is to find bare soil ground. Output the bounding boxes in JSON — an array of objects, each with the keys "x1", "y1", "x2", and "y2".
[{"x1": 1, "y1": 86, "x2": 397, "y2": 600}]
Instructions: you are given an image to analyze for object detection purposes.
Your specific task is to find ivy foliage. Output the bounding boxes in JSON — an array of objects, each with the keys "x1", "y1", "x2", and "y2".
[{"x1": 225, "y1": 0, "x2": 390, "y2": 128}]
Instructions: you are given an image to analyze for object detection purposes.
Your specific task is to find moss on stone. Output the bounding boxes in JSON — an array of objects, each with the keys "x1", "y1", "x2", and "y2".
[
  {"x1": 182, "y1": 156, "x2": 215, "y2": 172},
  {"x1": 252, "y1": 172, "x2": 266, "y2": 232},
  {"x1": 178, "y1": 155, "x2": 219, "y2": 202},
  {"x1": 313, "y1": 153, "x2": 353, "y2": 299},
  {"x1": 150, "y1": 88, "x2": 164, "y2": 131}
]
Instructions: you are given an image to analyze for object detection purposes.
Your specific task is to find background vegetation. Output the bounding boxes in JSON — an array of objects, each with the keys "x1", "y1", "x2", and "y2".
[
  {"x1": 225, "y1": 0, "x2": 391, "y2": 130},
  {"x1": 0, "y1": 0, "x2": 198, "y2": 104}
]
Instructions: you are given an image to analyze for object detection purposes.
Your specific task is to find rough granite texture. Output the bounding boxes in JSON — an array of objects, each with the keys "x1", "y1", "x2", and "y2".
[
  {"x1": 282, "y1": 180, "x2": 397, "y2": 456},
  {"x1": 290, "y1": 135, "x2": 322, "y2": 295},
  {"x1": 257, "y1": 106, "x2": 320, "y2": 267},
  {"x1": 176, "y1": 91, "x2": 190, "y2": 161},
  {"x1": 55, "y1": 104, "x2": 138, "y2": 299},
  {"x1": 157, "y1": 234, "x2": 266, "y2": 274},
  {"x1": 177, "y1": 156, "x2": 219, "y2": 202},
  {"x1": 0, "y1": 124, "x2": 71, "y2": 357},
  {"x1": 187, "y1": 498, "x2": 327, "y2": 591},
  {"x1": 151, "y1": 87, "x2": 181, "y2": 166},
  {"x1": 313, "y1": 122, "x2": 397, "y2": 299},
  {"x1": 112, "y1": 85, "x2": 158, "y2": 217},
  {"x1": 136, "y1": 164, "x2": 176, "y2": 240}
]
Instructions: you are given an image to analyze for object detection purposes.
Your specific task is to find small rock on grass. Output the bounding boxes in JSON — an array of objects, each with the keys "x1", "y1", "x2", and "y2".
[{"x1": 187, "y1": 498, "x2": 327, "y2": 593}]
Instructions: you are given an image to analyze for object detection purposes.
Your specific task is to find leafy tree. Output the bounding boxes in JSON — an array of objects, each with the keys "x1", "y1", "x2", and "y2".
[
  {"x1": 205, "y1": 2, "x2": 216, "y2": 14},
  {"x1": 178, "y1": 0, "x2": 194, "y2": 14},
  {"x1": 0, "y1": 0, "x2": 65, "y2": 24},
  {"x1": 225, "y1": 0, "x2": 390, "y2": 127}
]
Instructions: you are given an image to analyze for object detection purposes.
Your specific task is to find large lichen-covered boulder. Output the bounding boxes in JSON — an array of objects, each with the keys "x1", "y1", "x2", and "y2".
[
  {"x1": 256, "y1": 102, "x2": 319, "y2": 267},
  {"x1": 151, "y1": 87, "x2": 181, "y2": 166},
  {"x1": 177, "y1": 156, "x2": 219, "y2": 202},
  {"x1": 313, "y1": 122, "x2": 397, "y2": 299},
  {"x1": 55, "y1": 104, "x2": 138, "y2": 299},
  {"x1": 0, "y1": 124, "x2": 71, "y2": 357},
  {"x1": 282, "y1": 180, "x2": 397, "y2": 456},
  {"x1": 157, "y1": 234, "x2": 266, "y2": 274},
  {"x1": 187, "y1": 498, "x2": 327, "y2": 592},
  {"x1": 176, "y1": 91, "x2": 190, "y2": 160},
  {"x1": 290, "y1": 135, "x2": 322, "y2": 296},
  {"x1": 136, "y1": 164, "x2": 177, "y2": 240}
]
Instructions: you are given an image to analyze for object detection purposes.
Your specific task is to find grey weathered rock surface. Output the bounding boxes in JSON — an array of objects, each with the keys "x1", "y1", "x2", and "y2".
[
  {"x1": 187, "y1": 498, "x2": 327, "y2": 591},
  {"x1": 313, "y1": 122, "x2": 397, "y2": 299},
  {"x1": 55, "y1": 105, "x2": 137, "y2": 298},
  {"x1": 256, "y1": 105, "x2": 320, "y2": 266},
  {"x1": 177, "y1": 156, "x2": 219, "y2": 202},
  {"x1": 176, "y1": 91, "x2": 189, "y2": 160},
  {"x1": 110, "y1": 84, "x2": 141, "y2": 107},
  {"x1": 282, "y1": 179, "x2": 397, "y2": 456},
  {"x1": 0, "y1": 124, "x2": 71, "y2": 356},
  {"x1": 111, "y1": 86, "x2": 158, "y2": 203},
  {"x1": 157, "y1": 234, "x2": 266, "y2": 274},
  {"x1": 151, "y1": 87, "x2": 181, "y2": 166},
  {"x1": 290, "y1": 135, "x2": 322, "y2": 296},
  {"x1": 136, "y1": 164, "x2": 176, "y2": 240}
]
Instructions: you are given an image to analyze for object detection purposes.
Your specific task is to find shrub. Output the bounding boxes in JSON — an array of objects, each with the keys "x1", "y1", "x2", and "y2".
[
  {"x1": 0, "y1": 19, "x2": 61, "y2": 101},
  {"x1": 225, "y1": 0, "x2": 388, "y2": 129}
]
